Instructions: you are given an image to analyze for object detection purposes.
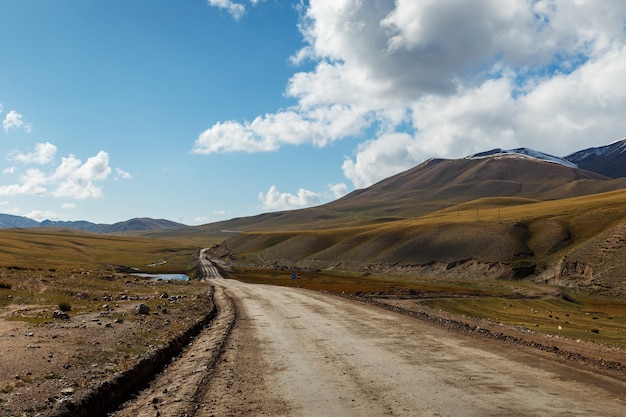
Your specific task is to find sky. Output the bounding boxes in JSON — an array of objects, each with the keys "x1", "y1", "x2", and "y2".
[{"x1": 1, "y1": 0, "x2": 626, "y2": 225}]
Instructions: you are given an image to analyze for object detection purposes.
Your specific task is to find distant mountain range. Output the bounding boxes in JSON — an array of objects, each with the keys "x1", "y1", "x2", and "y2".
[
  {"x1": 2, "y1": 138, "x2": 625, "y2": 233},
  {"x1": 0, "y1": 215, "x2": 186, "y2": 233}
]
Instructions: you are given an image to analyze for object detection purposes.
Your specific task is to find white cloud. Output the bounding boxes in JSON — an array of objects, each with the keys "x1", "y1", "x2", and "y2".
[
  {"x1": 24, "y1": 210, "x2": 58, "y2": 222},
  {"x1": 329, "y1": 182, "x2": 348, "y2": 199},
  {"x1": 343, "y1": 131, "x2": 433, "y2": 189},
  {"x1": 257, "y1": 182, "x2": 348, "y2": 211},
  {"x1": 258, "y1": 185, "x2": 321, "y2": 211},
  {"x1": 207, "y1": 0, "x2": 247, "y2": 20},
  {"x1": 3, "y1": 110, "x2": 32, "y2": 133},
  {"x1": 115, "y1": 167, "x2": 132, "y2": 180},
  {"x1": 11, "y1": 142, "x2": 57, "y2": 164},
  {"x1": 197, "y1": 0, "x2": 626, "y2": 189},
  {"x1": 0, "y1": 149, "x2": 113, "y2": 199},
  {"x1": 3, "y1": 167, "x2": 15, "y2": 175},
  {"x1": 193, "y1": 106, "x2": 367, "y2": 154},
  {"x1": 52, "y1": 151, "x2": 112, "y2": 199},
  {"x1": 61, "y1": 203, "x2": 77, "y2": 209},
  {"x1": 0, "y1": 168, "x2": 48, "y2": 197}
]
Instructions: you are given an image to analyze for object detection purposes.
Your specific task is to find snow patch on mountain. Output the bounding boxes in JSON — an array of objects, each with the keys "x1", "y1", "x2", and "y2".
[
  {"x1": 565, "y1": 138, "x2": 626, "y2": 163},
  {"x1": 467, "y1": 148, "x2": 578, "y2": 168}
]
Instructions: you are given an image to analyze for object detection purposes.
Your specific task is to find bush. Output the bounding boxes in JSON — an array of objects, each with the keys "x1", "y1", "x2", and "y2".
[
  {"x1": 58, "y1": 301, "x2": 72, "y2": 312},
  {"x1": 0, "y1": 281, "x2": 11, "y2": 289}
]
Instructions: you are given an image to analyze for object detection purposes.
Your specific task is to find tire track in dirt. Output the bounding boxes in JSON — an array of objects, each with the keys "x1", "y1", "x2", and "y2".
[{"x1": 109, "y1": 284, "x2": 235, "y2": 417}]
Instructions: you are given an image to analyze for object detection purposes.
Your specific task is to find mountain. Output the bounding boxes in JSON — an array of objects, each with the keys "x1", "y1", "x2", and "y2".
[
  {"x1": 0, "y1": 214, "x2": 40, "y2": 228},
  {"x1": 206, "y1": 143, "x2": 626, "y2": 294},
  {"x1": 469, "y1": 147, "x2": 577, "y2": 168},
  {"x1": 105, "y1": 218, "x2": 186, "y2": 233},
  {"x1": 331, "y1": 154, "x2": 620, "y2": 216},
  {"x1": 201, "y1": 151, "x2": 626, "y2": 234},
  {"x1": 564, "y1": 138, "x2": 626, "y2": 178},
  {"x1": 0, "y1": 215, "x2": 186, "y2": 233}
]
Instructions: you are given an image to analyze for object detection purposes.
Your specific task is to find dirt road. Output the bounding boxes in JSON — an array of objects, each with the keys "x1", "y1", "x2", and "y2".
[{"x1": 111, "y1": 274, "x2": 626, "y2": 417}]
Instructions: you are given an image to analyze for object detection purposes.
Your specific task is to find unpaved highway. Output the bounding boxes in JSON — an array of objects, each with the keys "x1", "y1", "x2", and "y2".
[{"x1": 111, "y1": 257, "x2": 626, "y2": 416}]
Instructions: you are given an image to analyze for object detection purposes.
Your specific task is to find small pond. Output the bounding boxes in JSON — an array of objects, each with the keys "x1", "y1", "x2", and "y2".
[{"x1": 132, "y1": 273, "x2": 189, "y2": 281}]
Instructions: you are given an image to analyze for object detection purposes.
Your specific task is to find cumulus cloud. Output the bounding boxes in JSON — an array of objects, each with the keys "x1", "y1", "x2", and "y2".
[
  {"x1": 258, "y1": 183, "x2": 349, "y2": 211},
  {"x1": 52, "y1": 151, "x2": 112, "y2": 199},
  {"x1": 198, "y1": 0, "x2": 626, "y2": 189},
  {"x1": 258, "y1": 185, "x2": 321, "y2": 211},
  {"x1": 193, "y1": 106, "x2": 368, "y2": 154},
  {"x1": 206, "y1": 0, "x2": 255, "y2": 20},
  {"x1": 11, "y1": 142, "x2": 57, "y2": 164},
  {"x1": 3, "y1": 110, "x2": 32, "y2": 133},
  {"x1": 0, "y1": 169, "x2": 48, "y2": 197},
  {"x1": 0, "y1": 149, "x2": 113, "y2": 199},
  {"x1": 329, "y1": 182, "x2": 348, "y2": 199}
]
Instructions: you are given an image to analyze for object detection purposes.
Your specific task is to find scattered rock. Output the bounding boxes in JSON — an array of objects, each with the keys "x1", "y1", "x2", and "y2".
[
  {"x1": 135, "y1": 303, "x2": 150, "y2": 315},
  {"x1": 61, "y1": 387, "x2": 74, "y2": 396},
  {"x1": 53, "y1": 310, "x2": 70, "y2": 320}
]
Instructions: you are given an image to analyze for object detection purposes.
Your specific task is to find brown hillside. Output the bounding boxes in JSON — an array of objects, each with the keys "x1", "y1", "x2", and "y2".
[
  {"x1": 221, "y1": 188, "x2": 626, "y2": 295},
  {"x1": 203, "y1": 155, "x2": 626, "y2": 234}
]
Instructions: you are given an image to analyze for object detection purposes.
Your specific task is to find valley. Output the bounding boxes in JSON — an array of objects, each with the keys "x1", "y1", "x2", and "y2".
[{"x1": 1, "y1": 141, "x2": 626, "y2": 415}]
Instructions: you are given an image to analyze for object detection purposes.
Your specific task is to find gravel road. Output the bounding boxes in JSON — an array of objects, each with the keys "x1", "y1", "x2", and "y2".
[{"x1": 110, "y1": 276, "x2": 626, "y2": 417}]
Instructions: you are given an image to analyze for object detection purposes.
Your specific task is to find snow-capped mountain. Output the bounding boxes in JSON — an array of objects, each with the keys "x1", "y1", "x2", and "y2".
[
  {"x1": 468, "y1": 148, "x2": 578, "y2": 168},
  {"x1": 564, "y1": 138, "x2": 626, "y2": 178}
]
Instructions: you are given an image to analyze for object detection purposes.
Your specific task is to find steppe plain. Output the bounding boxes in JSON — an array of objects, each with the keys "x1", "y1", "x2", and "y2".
[{"x1": 2, "y1": 184, "x2": 626, "y2": 415}]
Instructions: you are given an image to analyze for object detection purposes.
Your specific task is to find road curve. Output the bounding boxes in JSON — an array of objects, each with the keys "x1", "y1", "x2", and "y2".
[{"x1": 112, "y1": 252, "x2": 626, "y2": 416}]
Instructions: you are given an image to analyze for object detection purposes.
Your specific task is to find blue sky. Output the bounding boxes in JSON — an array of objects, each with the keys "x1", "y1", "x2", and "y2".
[{"x1": 2, "y1": 1, "x2": 626, "y2": 225}]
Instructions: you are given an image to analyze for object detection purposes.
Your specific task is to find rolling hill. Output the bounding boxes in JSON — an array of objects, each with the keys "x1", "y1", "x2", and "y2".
[
  {"x1": 203, "y1": 152, "x2": 626, "y2": 234},
  {"x1": 200, "y1": 145, "x2": 626, "y2": 296}
]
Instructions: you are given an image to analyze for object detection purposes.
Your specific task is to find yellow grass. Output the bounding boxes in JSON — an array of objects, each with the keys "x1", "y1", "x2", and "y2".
[{"x1": 0, "y1": 228, "x2": 202, "y2": 273}]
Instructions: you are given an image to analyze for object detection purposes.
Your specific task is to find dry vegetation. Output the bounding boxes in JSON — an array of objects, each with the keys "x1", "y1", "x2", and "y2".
[
  {"x1": 3, "y1": 187, "x2": 626, "y2": 414},
  {"x1": 0, "y1": 228, "x2": 220, "y2": 416}
]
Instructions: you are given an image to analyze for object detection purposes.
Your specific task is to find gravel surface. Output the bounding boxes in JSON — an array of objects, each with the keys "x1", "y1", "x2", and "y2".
[{"x1": 112, "y1": 277, "x2": 626, "y2": 416}]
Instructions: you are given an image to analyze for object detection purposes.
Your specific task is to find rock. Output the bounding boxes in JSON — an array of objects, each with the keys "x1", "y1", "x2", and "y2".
[
  {"x1": 61, "y1": 387, "x2": 74, "y2": 396},
  {"x1": 159, "y1": 293, "x2": 169, "y2": 299},
  {"x1": 135, "y1": 303, "x2": 150, "y2": 315},
  {"x1": 53, "y1": 310, "x2": 70, "y2": 320}
]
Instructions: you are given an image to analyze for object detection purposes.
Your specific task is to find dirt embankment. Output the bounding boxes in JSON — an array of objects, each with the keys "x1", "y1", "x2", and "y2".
[
  {"x1": 42, "y1": 288, "x2": 218, "y2": 417},
  {"x1": 0, "y1": 270, "x2": 218, "y2": 417}
]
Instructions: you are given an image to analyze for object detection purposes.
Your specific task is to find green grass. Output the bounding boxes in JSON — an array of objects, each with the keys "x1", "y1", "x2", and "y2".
[
  {"x1": 230, "y1": 266, "x2": 512, "y2": 297},
  {"x1": 428, "y1": 296, "x2": 626, "y2": 346}
]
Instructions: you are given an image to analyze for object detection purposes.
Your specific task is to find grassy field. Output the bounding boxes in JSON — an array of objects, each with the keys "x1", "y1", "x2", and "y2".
[
  {"x1": 3, "y1": 186, "x2": 626, "y2": 351},
  {"x1": 0, "y1": 227, "x2": 210, "y2": 274}
]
